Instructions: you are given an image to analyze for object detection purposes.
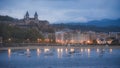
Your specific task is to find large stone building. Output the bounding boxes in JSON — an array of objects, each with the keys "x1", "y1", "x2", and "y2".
[
  {"x1": 15, "y1": 11, "x2": 49, "y2": 29},
  {"x1": 24, "y1": 11, "x2": 39, "y2": 24}
]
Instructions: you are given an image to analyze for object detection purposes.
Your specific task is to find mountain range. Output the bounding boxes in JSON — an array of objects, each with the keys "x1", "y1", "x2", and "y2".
[
  {"x1": 52, "y1": 18, "x2": 120, "y2": 32},
  {"x1": 60, "y1": 18, "x2": 120, "y2": 27}
]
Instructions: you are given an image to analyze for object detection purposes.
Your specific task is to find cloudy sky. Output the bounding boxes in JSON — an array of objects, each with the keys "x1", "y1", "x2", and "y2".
[{"x1": 0, "y1": 0, "x2": 120, "y2": 23}]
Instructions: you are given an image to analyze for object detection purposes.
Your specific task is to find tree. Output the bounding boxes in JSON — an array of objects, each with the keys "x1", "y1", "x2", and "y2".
[
  {"x1": 92, "y1": 40, "x2": 97, "y2": 45},
  {"x1": 111, "y1": 39, "x2": 119, "y2": 45}
]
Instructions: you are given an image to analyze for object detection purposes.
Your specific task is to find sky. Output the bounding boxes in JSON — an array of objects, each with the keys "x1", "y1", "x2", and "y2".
[{"x1": 0, "y1": 0, "x2": 120, "y2": 23}]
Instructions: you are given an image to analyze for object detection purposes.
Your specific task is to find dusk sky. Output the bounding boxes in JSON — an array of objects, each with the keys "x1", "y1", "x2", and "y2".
[{"x1": 0, "y1": 0, "x2": 120, "y2": 23}]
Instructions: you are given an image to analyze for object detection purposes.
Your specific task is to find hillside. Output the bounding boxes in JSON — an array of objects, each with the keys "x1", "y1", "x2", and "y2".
[
  {"x1": 52, "y1": 18, "x2": 120, "y2": 32},
  {"x1": 0, "y1": 15, "x2": 18, "y2": 22}
]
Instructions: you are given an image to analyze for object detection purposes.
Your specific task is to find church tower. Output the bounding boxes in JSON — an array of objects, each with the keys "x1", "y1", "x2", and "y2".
[
  {"x1": 34, "y1": 12, "x2": 38, "y2": 20},
  {"x1": 24, "y1": 11, "x2": 29, "y2": 20}
]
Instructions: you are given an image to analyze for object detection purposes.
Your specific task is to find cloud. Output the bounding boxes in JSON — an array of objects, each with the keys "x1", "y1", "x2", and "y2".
[
  {"x1": 72, "y1": 17, "x2": 88, "y2": 22},
  {"x1": 0, "y1": 0, "x2": 120, "y2": 23}
]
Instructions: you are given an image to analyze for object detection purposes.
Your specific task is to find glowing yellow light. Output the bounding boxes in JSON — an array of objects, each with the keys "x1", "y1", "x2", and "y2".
[
  {"x1": 45, "y1": 39, "x2": 49, "y2": 42},
  {"x1": 56, "y1": 40, "x2": 61, "y2": 43},
  {"x1": 71, "y1": 40, "x2": 73, "y2": 42},
  {"x1": 87, "y1": 40, "x2": 91, "y2": 44}
]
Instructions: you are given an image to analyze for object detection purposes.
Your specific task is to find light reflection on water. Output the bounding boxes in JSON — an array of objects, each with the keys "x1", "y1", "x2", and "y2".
[
  {"x1": 44, "y1": 48, "x2": 49, "y2": 53},
  {"x1": 65, "y1": 48, "x2": 68, "y2": 54},
  {"x1": 8, "y1": 48, "x2": 11, "y2": 58},
  {"x1": 57, "y1": 48, "x2": 63, "y2": 58},
  {"x1": 87, "y1": 48, "x2": 90, "y2": 57},
  {"x1": 81, "y1": 48, "x2": 83, "y2": 52},
  {"x1": 110, "y1": 48, "x2": 112, "y2": 53},
  {"x1": 1, "y1": 47, "x2": 119, "y2": 68},
  {"x1": 37, "y1": 48, "x2": 40, "y2": 56},
  {"x1": 97, "y1": 48, "x2": 99, "y2": 53},
  {"x1": 26, "y1": 48, "x2": 30, "y2": 57},
  {"x1": 7, "y1": 47, "x2": 114, "y2": 58}
]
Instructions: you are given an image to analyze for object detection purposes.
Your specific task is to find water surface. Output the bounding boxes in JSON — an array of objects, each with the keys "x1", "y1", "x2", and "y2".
[{"x1": 0, "y1": 47, "x2": 120, "y2": 68}]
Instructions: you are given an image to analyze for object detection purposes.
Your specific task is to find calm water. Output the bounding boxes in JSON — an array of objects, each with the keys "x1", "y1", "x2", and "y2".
[{"x1": 0, "y1": 47, "x2": 120, "y2": 68}]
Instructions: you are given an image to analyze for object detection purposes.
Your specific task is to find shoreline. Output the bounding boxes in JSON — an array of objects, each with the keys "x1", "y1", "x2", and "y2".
[{"x1": 0, "y1": 45, "x2": 120, "y2": 50}]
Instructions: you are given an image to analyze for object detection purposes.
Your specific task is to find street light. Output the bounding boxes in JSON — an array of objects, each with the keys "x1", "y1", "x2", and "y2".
[
  {"x1": 8, "y1": 38, "x2": 11, "y2": 43},
  {"x1": 45, "y1": 39, "x2": 49, "y2": 43},
  {"x1": 27, "y1": 39, "x2": 30, "y2": 43},
  {"x1": 8, "y1": 38, "x2": 11, "y2": 41},
  {"x1": 37, "y1": 38, "x2": 40, "y2": 43},
  {"x1": 87, "y1": 40, "x2": 90, "y2": 43}
]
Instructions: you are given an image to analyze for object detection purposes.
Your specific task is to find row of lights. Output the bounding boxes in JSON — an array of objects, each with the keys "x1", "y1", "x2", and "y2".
[
  {"x1": 7, "y1": 38, "x2": 53, "y2": 43},
  {"x1": 56, "y1": 39, "x2": 92, "y2": 44}
]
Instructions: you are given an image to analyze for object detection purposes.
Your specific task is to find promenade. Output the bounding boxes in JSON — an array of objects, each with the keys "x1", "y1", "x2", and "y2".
[{"x1": 0, "y1": 43, "x2": 120, "y2": 50}]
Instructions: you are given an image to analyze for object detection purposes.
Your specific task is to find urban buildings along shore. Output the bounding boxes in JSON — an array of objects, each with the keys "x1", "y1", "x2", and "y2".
[{"x1": 0, "y1": 11, "x2": 120, "y2": 45}]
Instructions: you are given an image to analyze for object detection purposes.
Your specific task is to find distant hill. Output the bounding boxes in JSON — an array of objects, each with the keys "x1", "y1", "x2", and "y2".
[
  {"x1": 59, "y1": 18, "x2": 120, "y2": 27},
  {"x1": 52, "y1": 18, "x2": 120, "y2": 32},
  {"x1": 86, "y1": 19, "x2": 120, "y2": 27},
  {"x1": 0, "y1": 15, "x2": 18, "y2": 22}
]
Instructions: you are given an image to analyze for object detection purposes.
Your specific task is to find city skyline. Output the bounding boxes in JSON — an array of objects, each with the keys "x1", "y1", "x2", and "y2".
[{"x1": 0, "y1": 0, "x2": 120, "y2": 23}]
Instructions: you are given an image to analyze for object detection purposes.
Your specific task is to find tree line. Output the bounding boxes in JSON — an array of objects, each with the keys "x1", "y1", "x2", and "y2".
[{"x1": 0, "y1": 23, "x2": 44, "y2": 43}]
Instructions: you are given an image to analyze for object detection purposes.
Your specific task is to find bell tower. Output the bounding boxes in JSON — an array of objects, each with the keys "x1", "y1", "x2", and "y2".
[
  {"x1": 24, "y1": 11, "x2": 29, "y2": 20},
  {"x1": 34, "y1": 12, "x2": 38, "y2": 20}
]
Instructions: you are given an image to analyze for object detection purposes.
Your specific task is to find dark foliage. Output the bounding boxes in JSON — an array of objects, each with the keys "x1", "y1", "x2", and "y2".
[
  {"x1": 0, "y1": 15, "x2": 18, "y2": 21},
  {"x1": 52, "y1": 23, "x2": 120, "y2": 32},
  {"x1": 0, "y1": 23, "x2": 43, "y2": 43}
]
